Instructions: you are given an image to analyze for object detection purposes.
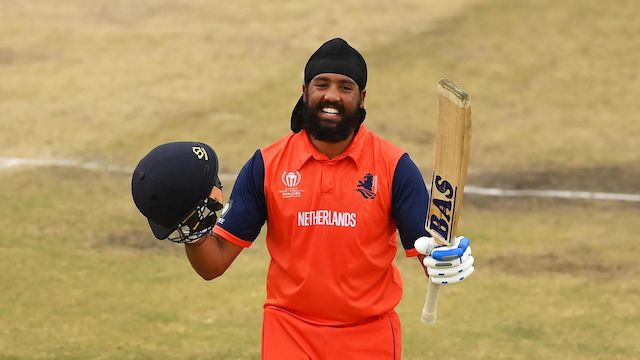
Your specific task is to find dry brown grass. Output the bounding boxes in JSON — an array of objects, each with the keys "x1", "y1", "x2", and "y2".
[
  {"x1": 2, "y1": 0, "x2": 640, "y2": 358},
  {"x1": 0, "y1": 0, "x2": 485, "y2": 168}
]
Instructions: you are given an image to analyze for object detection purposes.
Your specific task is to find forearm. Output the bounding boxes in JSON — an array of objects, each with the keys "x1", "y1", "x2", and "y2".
[{"x1": 184, "y1": 233, "x2": 243, "y2": 280}]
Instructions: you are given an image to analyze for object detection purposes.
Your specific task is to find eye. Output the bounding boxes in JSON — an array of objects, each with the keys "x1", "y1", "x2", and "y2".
[
  {"x1": 315, "y1": 83, "x2": 328, "y2": 89},
  {"x1": 341, "y1": 85, "x2": 354, "y2": 92}
]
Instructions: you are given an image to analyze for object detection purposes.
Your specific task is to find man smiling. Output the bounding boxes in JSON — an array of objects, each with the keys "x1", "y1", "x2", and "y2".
[
  {"x1": 133, "y1": 38, "x2": 475, "y2": 359},
  {"x1": 206, "y1": 38, "x2": 474, "y2": 358}
]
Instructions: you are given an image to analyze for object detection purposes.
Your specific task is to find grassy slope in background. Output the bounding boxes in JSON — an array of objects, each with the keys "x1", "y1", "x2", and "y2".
[{"x1": 0, "y1": 0, "x2": 638, "y2": 358}]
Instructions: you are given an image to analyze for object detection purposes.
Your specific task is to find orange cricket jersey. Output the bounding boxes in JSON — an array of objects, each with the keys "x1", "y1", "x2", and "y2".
[{"x1": 213, "y1": 125, "x2": 429, "y2": 325}]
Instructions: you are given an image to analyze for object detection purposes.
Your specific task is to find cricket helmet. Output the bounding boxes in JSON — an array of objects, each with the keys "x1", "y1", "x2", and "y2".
[{"x1": 131, "y1": 141, "x2": 223, "y2": 242}]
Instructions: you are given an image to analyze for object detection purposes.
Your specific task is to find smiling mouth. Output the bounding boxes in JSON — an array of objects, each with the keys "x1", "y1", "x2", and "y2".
[
  {"x1": 319, "y1": 106, "x2": 342, "y2": 121},
  {"x1": 321, "y1": 107, "x2": 339, "y2": 114}
]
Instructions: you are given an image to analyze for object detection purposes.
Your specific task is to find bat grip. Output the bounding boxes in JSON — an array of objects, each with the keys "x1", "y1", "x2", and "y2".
[{"x1": 421, "y1": 280, "x2": 441, "y2": 324}]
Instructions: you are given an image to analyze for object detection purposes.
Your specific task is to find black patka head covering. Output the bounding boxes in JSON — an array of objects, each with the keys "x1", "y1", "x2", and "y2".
[{"x1": 290, "y1": 38, "x2": 367, "y2": 133}]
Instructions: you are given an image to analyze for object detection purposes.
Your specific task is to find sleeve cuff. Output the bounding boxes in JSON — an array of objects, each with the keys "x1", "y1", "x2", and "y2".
[
  {"x1": 213, "y1": 225, "x2": 253, "y2": 248},
  {"x1": 405, "y1": 248, "x2": 420, "y2": 257}
]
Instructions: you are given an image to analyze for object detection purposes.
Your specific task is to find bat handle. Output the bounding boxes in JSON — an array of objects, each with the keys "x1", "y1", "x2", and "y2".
[{"x1": 421, "y1": 280, "x2": 441, "y2": 324}]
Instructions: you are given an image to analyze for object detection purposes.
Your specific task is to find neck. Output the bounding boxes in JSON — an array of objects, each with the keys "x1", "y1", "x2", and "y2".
[{"x1": 309, "y1": 131, "x2": 355, "y2": 159}]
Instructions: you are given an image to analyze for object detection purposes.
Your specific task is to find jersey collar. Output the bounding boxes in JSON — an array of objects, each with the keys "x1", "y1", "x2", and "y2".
[{"x1": 295, "y1": 125, "x2": 369, "y2": 170}]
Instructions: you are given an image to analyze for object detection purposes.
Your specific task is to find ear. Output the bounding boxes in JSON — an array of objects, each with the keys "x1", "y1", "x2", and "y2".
[
  {"x1": 302, "y1": 84, "x2": 308, "y2": 102},
  {"x1": 359, "y1": 89, "x2": 367, "y2": 108}
]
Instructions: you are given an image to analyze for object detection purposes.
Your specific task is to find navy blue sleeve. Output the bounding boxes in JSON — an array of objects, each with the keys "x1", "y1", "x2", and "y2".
[
  {"x1": 214, "y1": 150, "x2": 267, "y2": 244},
  {"x1": 391, "y1": 153, "x2": 430, "y2": 253}
]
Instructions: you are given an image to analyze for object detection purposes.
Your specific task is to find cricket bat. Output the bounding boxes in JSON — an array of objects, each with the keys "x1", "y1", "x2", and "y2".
[{"x1": 421, "y1": 79, "x2": 472, "y2": 324}]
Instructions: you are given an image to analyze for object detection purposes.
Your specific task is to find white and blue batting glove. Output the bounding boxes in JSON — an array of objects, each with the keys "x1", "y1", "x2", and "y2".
[{"x1": 414, "y1": 236, "x2": 475, "y2": 285}]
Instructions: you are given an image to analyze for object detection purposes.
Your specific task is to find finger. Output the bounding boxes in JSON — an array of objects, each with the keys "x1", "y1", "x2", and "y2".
[
  {"x1": 427, "y1": 255, "x2": 474, "y2": 277},
  {"x1": 456, "y1": 236, "x2": 471, "y2": 251},
  {"x1": 431, "y1": 266, "x2": 475, "y2": 285},
  {"x1": 431, "y1": 245, "x2": 465, "y2": 261},
  {"x1": 423, "y1": 249, "x2": 471, "y2": 268},
  {"x1": 414, "y1": 236, "x2": 436, "y2": 255},
  {"x1": 211, "y1": 186, "x2": 224, "y2": 203},
  {"x1": 424, "y1": 255, "x2": 454, "y2": 268},
  {"x1": 431, "y1": 238, "x2": 472, "y2": 261}
]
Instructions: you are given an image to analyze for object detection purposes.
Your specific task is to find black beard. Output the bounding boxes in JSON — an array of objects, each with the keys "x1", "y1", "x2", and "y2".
[{"x1": 301, "y1": 100, "x2": 362, "y2": 143}]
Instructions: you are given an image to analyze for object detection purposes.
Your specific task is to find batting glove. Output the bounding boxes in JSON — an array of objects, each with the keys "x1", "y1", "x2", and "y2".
[{"x1": 414, "y1": 236, "x2": 475, "y2": 285}]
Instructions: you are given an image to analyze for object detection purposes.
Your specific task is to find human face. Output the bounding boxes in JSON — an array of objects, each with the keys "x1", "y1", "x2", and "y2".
[{"x1": 302, "y1": 73, "x2": 366, "y2": 142}]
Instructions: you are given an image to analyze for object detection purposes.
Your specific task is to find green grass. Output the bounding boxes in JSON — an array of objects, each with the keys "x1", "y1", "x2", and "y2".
[{"x1": 1, "y1": 0, "x2": 640, "y2": 358}]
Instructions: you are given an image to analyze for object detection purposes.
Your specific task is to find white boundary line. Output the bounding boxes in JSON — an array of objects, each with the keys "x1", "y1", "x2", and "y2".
[
  {"x1": 2, "y1": 157, "x2": 640, "y2": 202},
  {"x1": 465, "y1": 186, "x2": 640, "y2": 202}
]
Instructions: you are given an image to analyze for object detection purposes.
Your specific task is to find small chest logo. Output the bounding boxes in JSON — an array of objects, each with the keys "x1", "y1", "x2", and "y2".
[
  {"x1": 279, "y1": 171, "x2": 304, "y2": 199},
  {"x1": 355, "y1": 173, "x2": 378, "y2": 199},
  {"x1": 282, "y1": 171, "x2": 302, "y2": 188}
]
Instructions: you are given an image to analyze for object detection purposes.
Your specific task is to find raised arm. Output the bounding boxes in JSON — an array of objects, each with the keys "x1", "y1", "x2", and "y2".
[
  {"x1": 184, "y1": 186, "x2": 244, "y2": 280},
  {"x1": 185, "y1": 233, "x2": 243, "y2": 280}
]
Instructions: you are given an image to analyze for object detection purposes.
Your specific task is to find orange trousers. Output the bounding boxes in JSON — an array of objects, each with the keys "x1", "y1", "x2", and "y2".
[{"x1": 262, "y1": 306, "x2": 402, "y2": 359}]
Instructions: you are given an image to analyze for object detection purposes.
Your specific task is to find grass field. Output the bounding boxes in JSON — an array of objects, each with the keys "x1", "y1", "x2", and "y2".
[{"x1": 1, "y1": 0, "x2": 639, "y2": 359}]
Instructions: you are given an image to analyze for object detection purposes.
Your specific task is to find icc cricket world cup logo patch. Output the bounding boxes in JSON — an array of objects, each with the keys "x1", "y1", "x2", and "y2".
[
  {"x1": 279, "y1": 171, "x2": 304, "y2": 198},
  {"x1": 282, "y1": 171, "x2": 302, "y2": 188}
]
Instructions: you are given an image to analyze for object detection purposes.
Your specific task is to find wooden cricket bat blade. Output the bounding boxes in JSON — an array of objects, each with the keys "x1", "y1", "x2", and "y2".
[{"x1": 421, "y1": 79, "x2": 472, "y2": 324}]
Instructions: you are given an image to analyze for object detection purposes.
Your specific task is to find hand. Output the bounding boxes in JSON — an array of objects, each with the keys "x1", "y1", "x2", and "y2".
[
  {"x1": 414, "y1": 236, "x2": 475, "y2": 285},
  {"x1": 211, "y1": 184, "x2": 224, "y2": 203},
  {"x1": 167, "y1": 185, "x2": 224, "y2": 244}
]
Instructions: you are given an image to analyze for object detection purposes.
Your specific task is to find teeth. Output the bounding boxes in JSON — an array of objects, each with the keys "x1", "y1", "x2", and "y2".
[{"x1": 322, "y1": 107, "x2": 339, "y2": 114}]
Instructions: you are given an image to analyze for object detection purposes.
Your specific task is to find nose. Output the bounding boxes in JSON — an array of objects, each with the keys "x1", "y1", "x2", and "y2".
[{"x1": 323, "y1": 85, "x2": 341, "y2": 102}]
